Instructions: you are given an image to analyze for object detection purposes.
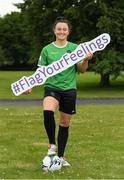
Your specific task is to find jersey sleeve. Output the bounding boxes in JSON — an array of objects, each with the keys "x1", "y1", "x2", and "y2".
[{"x1": 37, "y1": 47, "x2": 48, "y2": 66}]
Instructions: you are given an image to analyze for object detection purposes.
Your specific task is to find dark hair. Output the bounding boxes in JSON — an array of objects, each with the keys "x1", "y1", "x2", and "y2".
[{"x1": 52, "y1": 17, "x2": 72, "y2": 31}]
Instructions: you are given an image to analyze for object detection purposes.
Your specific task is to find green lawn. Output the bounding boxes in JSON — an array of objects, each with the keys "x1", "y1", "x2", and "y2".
[
  {"x1": 0, "y1": 71, "x2": 124, "y2": 99},
  {"x1": 0, "y1": 105, "x2": 124, "y2": 179}
]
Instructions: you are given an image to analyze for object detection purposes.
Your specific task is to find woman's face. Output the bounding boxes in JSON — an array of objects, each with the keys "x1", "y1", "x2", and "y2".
[{"x1": 53, "y1": 22, "x2": 70, "y2": 41}]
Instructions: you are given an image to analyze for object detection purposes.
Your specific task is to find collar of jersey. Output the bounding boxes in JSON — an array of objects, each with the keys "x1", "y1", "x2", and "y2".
[{"x1": 52, "y1": 41, "x2": 68, "y2": 48}]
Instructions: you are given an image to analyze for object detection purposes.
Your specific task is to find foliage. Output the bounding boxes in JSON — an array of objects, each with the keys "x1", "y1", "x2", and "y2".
[
  {"x1": 95, "y1": 0, "x2": 124, "y2": 85},
  {"x1": 0, "y1": 46, "x2": 8, "y2": 66},
  {"x1": 0, "y1": 12, "x2": 31, "y2": 66},
  {"x1": 92, "y1": 50, "x2": 124, "y2": 79}
]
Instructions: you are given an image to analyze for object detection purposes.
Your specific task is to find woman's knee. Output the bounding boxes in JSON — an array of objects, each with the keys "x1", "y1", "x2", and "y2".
[
  {"x1": 43, "y1": 96, "x2": 59, "y2": 111},
  {"x1": 59, "y1": 112, "x2": 71, "y2": 127}
]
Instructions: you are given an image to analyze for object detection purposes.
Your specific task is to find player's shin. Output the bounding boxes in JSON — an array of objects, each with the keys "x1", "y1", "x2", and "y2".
[{"x1": 43, "y1": 110, "x2": 56, "y2": 145}]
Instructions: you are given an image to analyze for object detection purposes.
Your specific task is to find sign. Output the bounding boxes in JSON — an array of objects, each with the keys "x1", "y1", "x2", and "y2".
[{"x1": 11, "y1": 33, "x2": 111, "y2": 96}]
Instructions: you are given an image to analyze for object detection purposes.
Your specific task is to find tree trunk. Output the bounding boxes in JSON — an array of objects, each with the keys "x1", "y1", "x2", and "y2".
[{"x1": 100, "y1": 74, "x2": 110, "y2": 86}]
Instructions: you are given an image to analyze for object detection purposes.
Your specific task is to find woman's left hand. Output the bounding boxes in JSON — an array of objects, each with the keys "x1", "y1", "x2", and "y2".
[{"x1": 85, "y1": 52, "x2": 93, "y2": 61}]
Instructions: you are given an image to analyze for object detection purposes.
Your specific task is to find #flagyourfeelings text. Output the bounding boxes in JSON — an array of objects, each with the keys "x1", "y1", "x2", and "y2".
[{"x1": 11, "y1": 33, "x2": 111, "y2": 96}]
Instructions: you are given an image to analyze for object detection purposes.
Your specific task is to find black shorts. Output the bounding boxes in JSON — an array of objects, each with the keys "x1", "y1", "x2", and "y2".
[{"x1": 44, "y1": 87, "x2": 77, "y2": 114}]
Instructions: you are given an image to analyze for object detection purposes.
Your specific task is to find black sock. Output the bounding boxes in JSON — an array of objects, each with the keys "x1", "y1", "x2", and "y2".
[
  {"x1": 43, "y1": 110, "x2": 56, "y2": 145},
  {"x1": 57, "y1": 125, "x2": 69, "y2": 157}
]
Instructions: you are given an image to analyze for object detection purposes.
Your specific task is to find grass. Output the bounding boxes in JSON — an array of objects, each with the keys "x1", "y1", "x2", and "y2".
[
  {"x1": 0, "y1": 71, "x2": 124, "y2": 99},
  {"x1": 77, "y1": 72, "x2": 124, "y2": 98},
  {"x1": 0, "y1": 105, "x2": 124, "y2": 179},
  {"x1": 0, "y1": 71, "x2": 43, "y2": 100}
]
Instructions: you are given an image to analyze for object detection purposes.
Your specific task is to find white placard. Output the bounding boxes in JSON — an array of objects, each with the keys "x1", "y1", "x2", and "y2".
[{"x1": 11, "y1": 33, "x2": 111, "y2": 96}]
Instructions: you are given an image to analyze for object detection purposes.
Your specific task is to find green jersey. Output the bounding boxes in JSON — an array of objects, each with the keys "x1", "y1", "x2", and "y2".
[{"x1": 38, "y1": 41, "x2": 78, "y2": 90}]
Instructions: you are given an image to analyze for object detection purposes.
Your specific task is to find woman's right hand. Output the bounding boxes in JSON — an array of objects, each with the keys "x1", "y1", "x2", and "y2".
[{"x1": 22, "y1": 88, "x2": 32, "y2": 95}]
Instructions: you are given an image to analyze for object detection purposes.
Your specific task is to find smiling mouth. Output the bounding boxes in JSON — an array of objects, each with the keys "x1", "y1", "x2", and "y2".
[{"x1": 58, "y1": 35, "x2": 66, "y2": 37}]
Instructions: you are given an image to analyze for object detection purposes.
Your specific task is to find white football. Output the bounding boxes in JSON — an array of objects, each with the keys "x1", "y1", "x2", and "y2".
[
  {"x1": 49, "y1": 155, "x2": 62, "y2": 171},
  {"x1": 42, "y1": 155, "x2": 62, "y2": 172},
  {"x1": 42, "y1": 155, "x2": 51, "y2": 172}
]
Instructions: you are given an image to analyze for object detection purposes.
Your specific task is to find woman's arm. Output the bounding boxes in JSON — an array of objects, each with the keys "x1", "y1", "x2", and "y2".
[{"x1": 76, "y1": 52, "x2": 93, "y2": 73}]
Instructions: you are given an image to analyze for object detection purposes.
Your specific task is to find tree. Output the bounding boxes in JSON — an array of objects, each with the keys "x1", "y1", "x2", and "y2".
[
  {"x1": 0, "y1": 46, "x2": 8, "y2": 66},
  {"x1": 0, "y1": 12, "x2": 31, "y2": 67},
  {"x1": 17, "y1": 0, "x2": 57, "y2": 65},
  {"x1": 17, "y1": 0, "x2": 101, "y2": 64},
  {"x1": 94, "y1": 0, "x2": 124, "y2": 86}
]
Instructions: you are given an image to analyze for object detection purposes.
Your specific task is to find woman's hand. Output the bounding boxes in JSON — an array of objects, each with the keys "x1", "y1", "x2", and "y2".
[
  {"x1": 22, "y1": 88, "x2": 32, "y2": 95},
  {"x1": 84, "y1": 52, "x2": 93, "y2": 61},
  {"x1": 76, "y1": 52, "x2": 93, "y2": 73}
]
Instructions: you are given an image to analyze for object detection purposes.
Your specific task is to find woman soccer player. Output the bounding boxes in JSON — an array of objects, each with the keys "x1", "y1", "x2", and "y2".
[
  {"x1": 37, "y1": 17, "x2": 93, "y2": 167},
  {"x1": 25, "y1": 17, "x2": 93, "y2": 167}
]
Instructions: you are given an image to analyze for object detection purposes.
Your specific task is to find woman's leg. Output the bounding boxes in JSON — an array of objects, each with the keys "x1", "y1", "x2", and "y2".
[
  {"x1": 58, "y1": 111, "x2": 71, "y2": 157},
  {"x1": 43, "y1": 96, "x2": 59, "y2": 147}
]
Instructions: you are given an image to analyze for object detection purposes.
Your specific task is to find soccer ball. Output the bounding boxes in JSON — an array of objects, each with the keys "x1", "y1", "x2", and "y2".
[{"x1": 42, "y1": 155, "x2": 62, "y2": 172}]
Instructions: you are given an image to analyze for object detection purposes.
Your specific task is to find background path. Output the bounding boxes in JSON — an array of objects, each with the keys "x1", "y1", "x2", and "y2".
[{"x1": 0, "y1": 98, "x2": 124, "y2": 106}]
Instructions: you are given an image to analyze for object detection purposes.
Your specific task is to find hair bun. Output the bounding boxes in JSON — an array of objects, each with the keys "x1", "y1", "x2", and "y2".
[{"x1": 56, "y1": 16, "x2": 65, "y2": 20}]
